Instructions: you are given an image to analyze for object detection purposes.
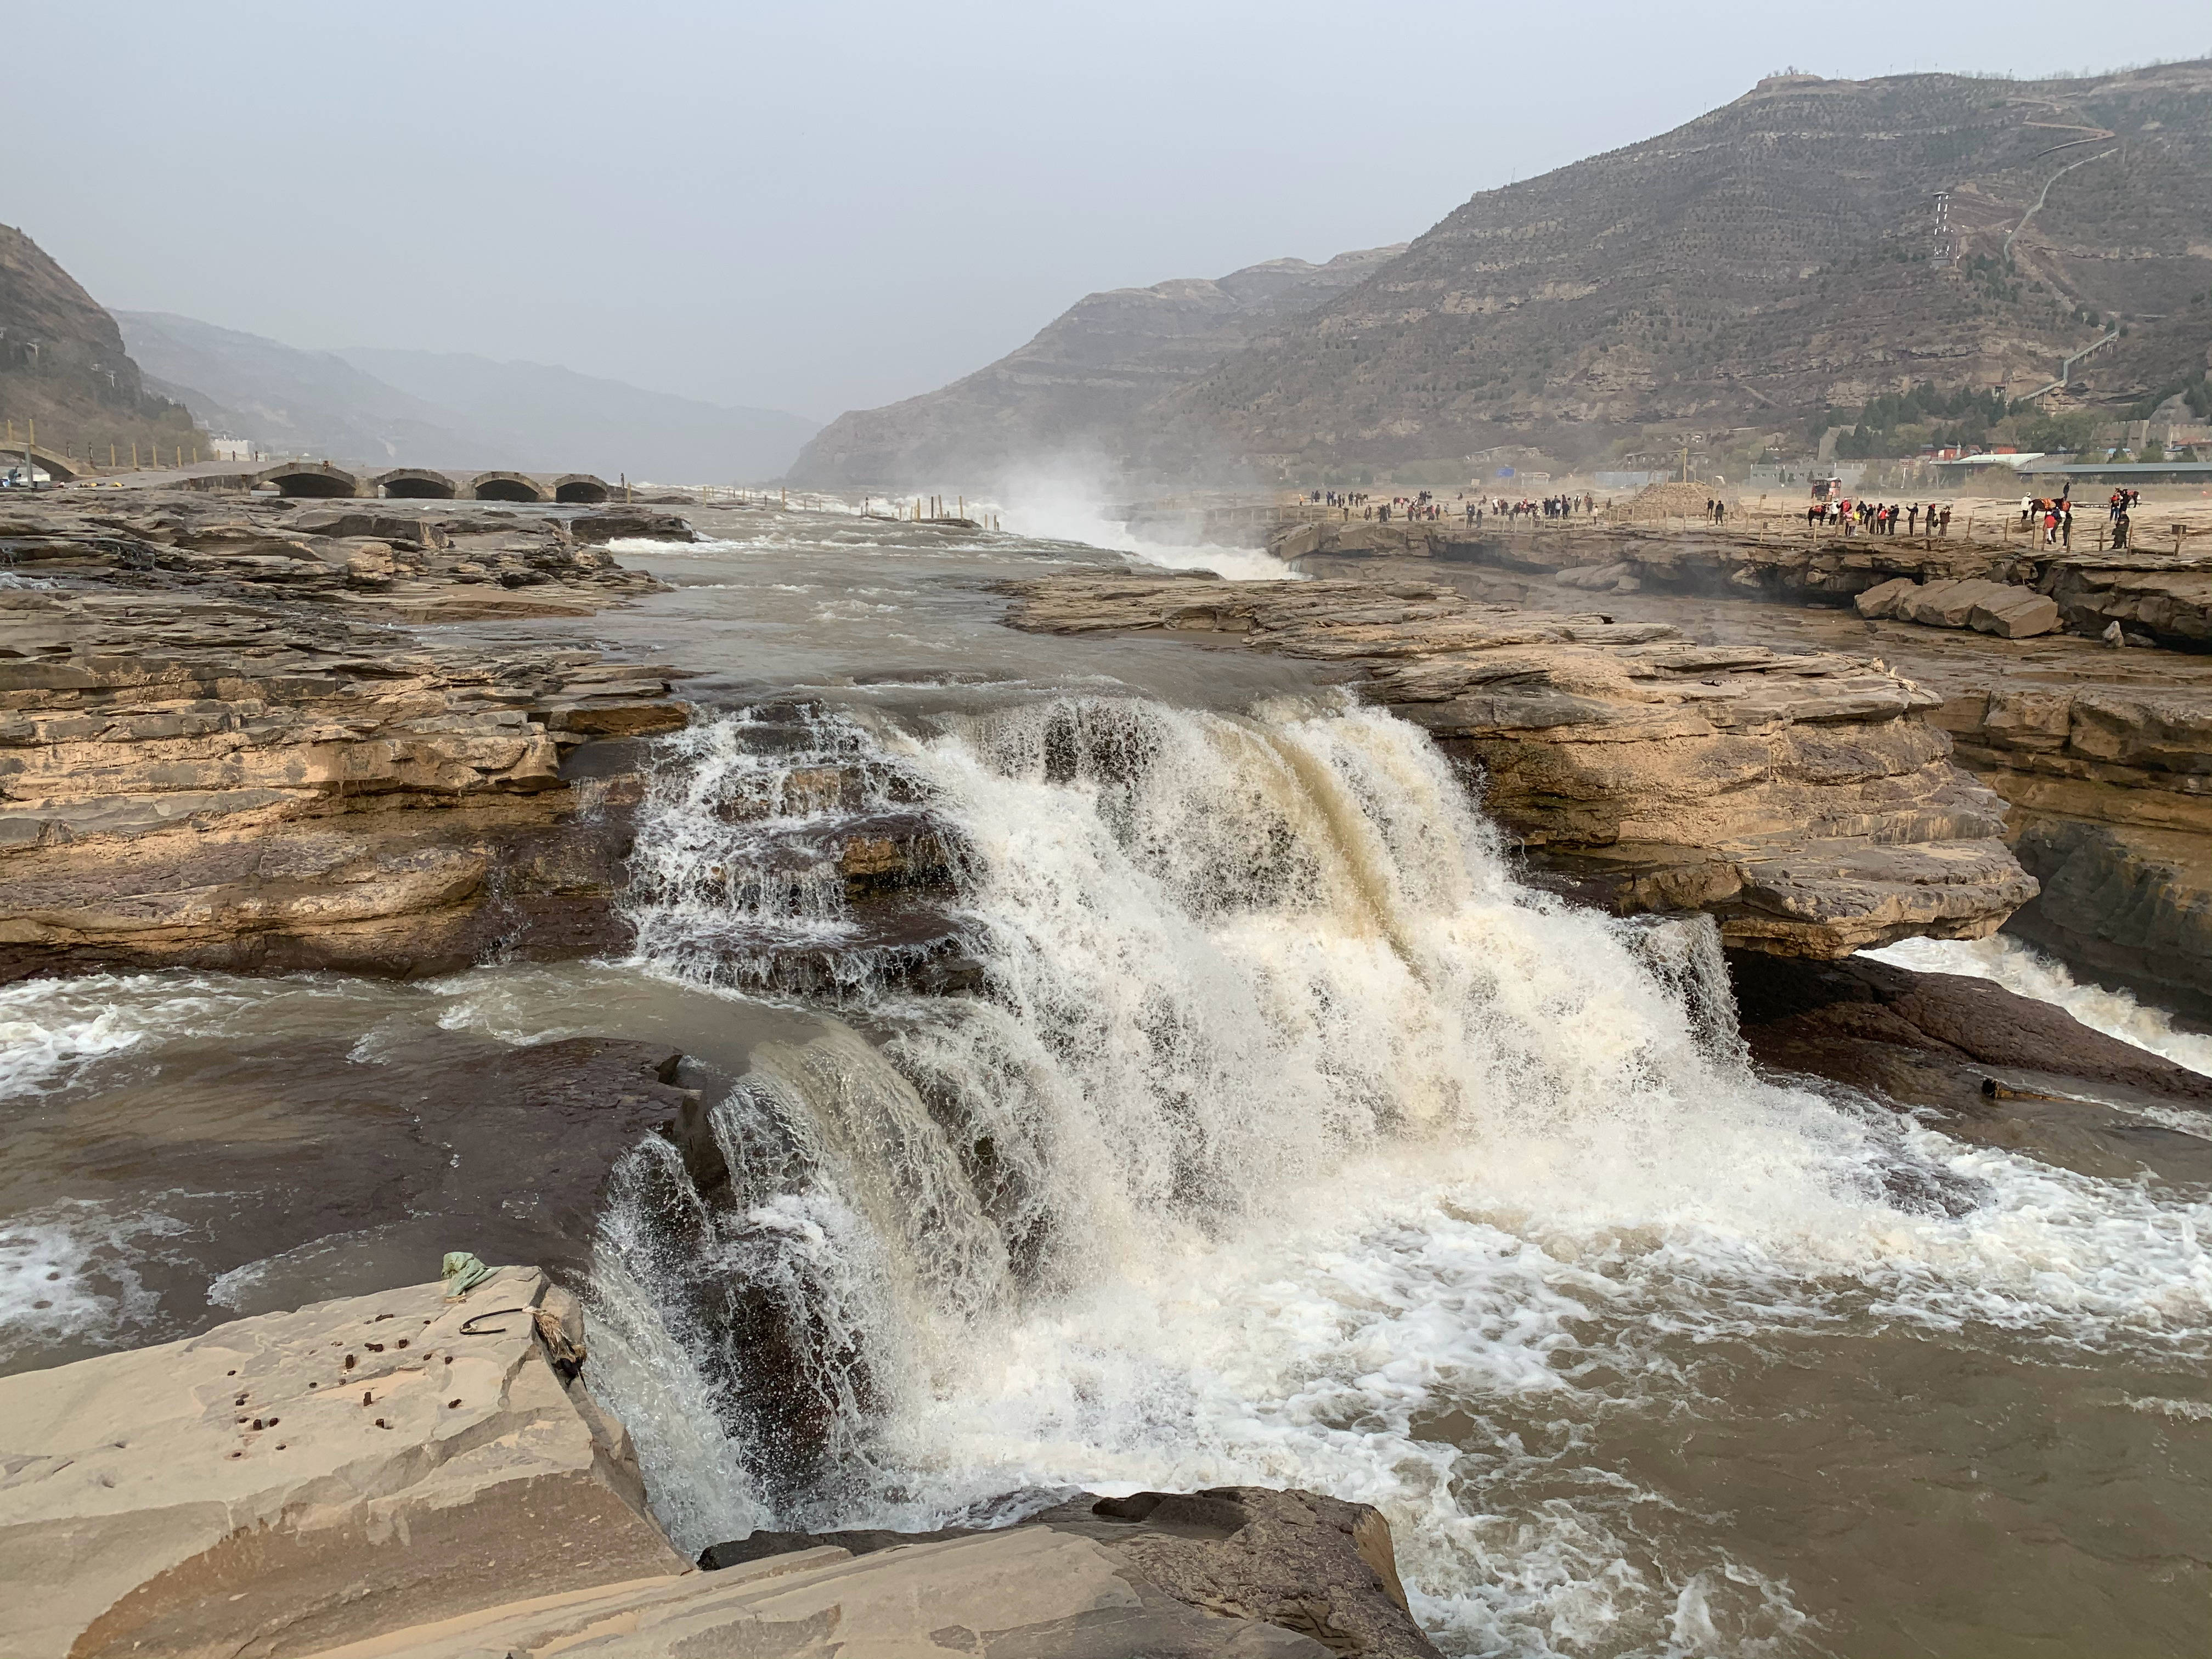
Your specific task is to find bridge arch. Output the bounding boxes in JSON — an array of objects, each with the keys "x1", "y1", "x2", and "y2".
[
  {"x1": 371, "y1": 467, "x2": 458, "y2": 500},
  {"x1": 257, "y1": 461, "x2": 358, "y2": 499},
  {"x1": 552, "y1": 473, "x2": 611, "y2": 504},
  {"x1": 470, "y1": 471, "x2": 545, "y2": 503},
  {"x1": 8, "y1": 444, "x2": 79, "y2": 483}
]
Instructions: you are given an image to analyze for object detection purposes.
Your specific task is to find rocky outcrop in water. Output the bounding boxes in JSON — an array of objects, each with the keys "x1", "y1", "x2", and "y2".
[
  {"x1": 0, "y1": 1271, "x2": 1438, "y2": 1659},
  {"x1": 1001, "y1": 573, "x2": 2036, "y2": 956},
  {"x1": 0, "y1": 494, "x2": 690, "y2": 980},
  {"x1": 1731, "y1": 951, "x2": 2212, "y2": 1184}
]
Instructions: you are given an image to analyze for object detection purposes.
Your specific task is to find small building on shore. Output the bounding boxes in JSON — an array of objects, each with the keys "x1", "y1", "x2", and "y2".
[{"x1": 2017, "y1": 459, "x2": 2212, "y2": 487}]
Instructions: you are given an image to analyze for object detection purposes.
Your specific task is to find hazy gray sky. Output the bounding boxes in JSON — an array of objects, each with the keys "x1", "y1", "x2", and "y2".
[{"x1": 15, "y1": 3, "x2": 2208, "y2": 422}]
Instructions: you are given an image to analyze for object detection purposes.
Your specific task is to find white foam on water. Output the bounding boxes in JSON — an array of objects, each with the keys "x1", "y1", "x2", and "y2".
[
  {"x1": 601, "y1": 693, "x2": 2212, "y2": 1656},
  {"x1": 1865, "y1": 933, "x2": 2212, "y2": 1077},
  {"x1": 0, "y1": 973, "x2": 283, "y2": 1098},
  {"x1": 0, "y1": 1200, "x2": 185, "y2": 1365},
  {"x1": 2124, "y1": 1394, "x2": 2212, "y2": 1421}
]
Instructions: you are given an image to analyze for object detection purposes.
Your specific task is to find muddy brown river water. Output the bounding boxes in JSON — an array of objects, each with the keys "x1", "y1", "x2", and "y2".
[{"x1": 2, "y1": 506, "x2": 2205, "y2": 1657}]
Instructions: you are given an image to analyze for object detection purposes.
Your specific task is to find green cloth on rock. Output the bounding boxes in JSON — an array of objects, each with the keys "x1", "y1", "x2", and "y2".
[{"x1": 441, "y1": 1251, "x2": 492, "y2": 1298}]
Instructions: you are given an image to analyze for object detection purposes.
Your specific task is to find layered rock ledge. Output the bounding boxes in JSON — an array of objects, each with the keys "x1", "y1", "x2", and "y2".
[
  {"x1": 1001, "y1": 573, "x2": 2036, "y2": 956},
  {"x1": 0, "y1": 495, "x2": 691, "y2": 980},
  {"x1": 1272, "y1": 519, "x2": 2212, "y2": 650},
  {"x1": 0, "y1": 1272, "x2": 1435, "y2": 1659},
  {"x1": 1, "y1": 494, "x2": 684, "y2": 620},
  {"x1": 1293, "y1": 538, "x2": 2212, "y2": 1017},
  {"x1": 1934, "y1": 679, "x2": 2212, "y2": 1019}
]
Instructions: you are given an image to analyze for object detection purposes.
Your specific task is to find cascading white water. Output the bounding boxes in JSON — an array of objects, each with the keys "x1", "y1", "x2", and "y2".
[{"x1": 591, "y1": 692, "x2": 2212, "y2": 1656}]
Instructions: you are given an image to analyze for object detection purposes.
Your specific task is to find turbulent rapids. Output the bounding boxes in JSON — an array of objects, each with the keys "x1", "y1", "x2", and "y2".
[
  {"x1": 580, "y1": 692, "x2": 2212, "y2": 1655},
  {"x1": 4, "y1": 509, "x2": 2210, "y2": 1658}
]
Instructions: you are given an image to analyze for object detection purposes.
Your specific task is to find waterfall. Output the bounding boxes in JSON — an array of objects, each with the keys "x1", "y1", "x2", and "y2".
[{"x1": 586, "y1": 691, "x2": 2212, "y2": 1652}]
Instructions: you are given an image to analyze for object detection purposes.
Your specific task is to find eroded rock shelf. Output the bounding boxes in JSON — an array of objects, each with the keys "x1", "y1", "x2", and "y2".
[
  {"x1": 0, "y1": 494, "x2": 692, "y2": 980},
  {"x1": 1001, "y1": 573, "x2": 2037, "y2": 956}
]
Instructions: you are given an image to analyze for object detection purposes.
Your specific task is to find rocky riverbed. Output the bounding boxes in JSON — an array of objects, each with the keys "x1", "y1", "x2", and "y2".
[
  {"x1": 0, "y1": 493, "x2": 691, "y2": 979},
  {"x1": 4, "y1": 496, "x2": 2210, "y2": 1659}
]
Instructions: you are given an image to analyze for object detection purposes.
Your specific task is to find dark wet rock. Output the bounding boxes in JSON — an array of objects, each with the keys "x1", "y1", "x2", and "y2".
[
  {"x1": 568, "y1": 508, "x2": 697, "y2": 544},
  {"x1": 1732, "y1": 951, "x2": 2212, "y2": 1103},
  {"x1": 1730, "y1": 950, "x2": 2212, "y2": 1181},
  {"x1": 699, "y1": 1486, "x2": 1441, "y2": 1659}
]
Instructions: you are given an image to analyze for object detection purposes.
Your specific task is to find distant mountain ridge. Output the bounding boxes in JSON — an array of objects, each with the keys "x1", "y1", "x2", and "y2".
[
  {"x1": 120, "y1": 313, "x2": 509, "y2": 467},
  {"x1": 794, "y1": 62, "x2": 2212, "y2": 487},
  {"x1": 117, "y1": 314, "x2": 819, "y2": 483},
  {"x1": 341, "y1": 348, "x2": 819, "y2": 485},
  {"x1": 1154, "y1": 61, "x2": 2212, "y2": 472},
  {"x1": 787, "y1": 245, "x2": 1404, "y2": 487}
]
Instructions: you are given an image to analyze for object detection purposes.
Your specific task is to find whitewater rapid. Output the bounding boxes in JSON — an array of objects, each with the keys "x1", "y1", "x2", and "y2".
[{"x1": 588, "y1": 693, "x2": 2212, "y2": 1656}]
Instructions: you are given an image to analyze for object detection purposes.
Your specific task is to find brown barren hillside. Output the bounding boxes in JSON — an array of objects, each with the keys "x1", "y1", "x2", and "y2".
[
  {"x1": 788, "y1": 246, "x2": 1403, "y2": 487},
  {"x1": 1147, "y1": 61, "x2": 2212, "y2": 473},
  {"x1": 0, "y1": 224, "x2": 201, "y2": 467}
]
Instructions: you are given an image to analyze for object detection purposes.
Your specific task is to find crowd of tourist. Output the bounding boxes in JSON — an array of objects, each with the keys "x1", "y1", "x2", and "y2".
[
  {"x1": 1299, "y1": 482, "x2": 2159, "y2": 549},
  {"x1": 1306, "y1": 488, "x2": 1599, "y2": 523},
  {"x1": 1803, "y1": 497, "x2": 1957, "y2": 538}
]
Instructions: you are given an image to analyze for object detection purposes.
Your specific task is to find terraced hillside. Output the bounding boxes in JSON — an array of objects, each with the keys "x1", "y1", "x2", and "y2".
[{"x1": 1153, "y1": 61, "x2": 2212, "y2": 473}]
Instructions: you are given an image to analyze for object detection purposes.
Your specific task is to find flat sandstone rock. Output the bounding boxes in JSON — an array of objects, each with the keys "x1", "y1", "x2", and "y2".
[
  {"x1": 1, "y1": 1273, "x2": 1440, "y2": 1659},
  {"x1": 0, "y1": 1268, "x2": 684, "y2": 1659}
]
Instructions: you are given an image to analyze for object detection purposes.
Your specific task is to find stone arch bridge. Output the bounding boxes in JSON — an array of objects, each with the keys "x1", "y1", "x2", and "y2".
[
  {"x1": 4, "y1": 444, "x2": 84, "y2": 483},
  {"x1": 256, "y1": 464, "x2": 613, "y2": 503}
]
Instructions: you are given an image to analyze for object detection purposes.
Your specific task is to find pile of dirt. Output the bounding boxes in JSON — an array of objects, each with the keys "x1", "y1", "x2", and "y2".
[{"x1": 1616, "y1": 481, "x2": 1722, "y2": 521}]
